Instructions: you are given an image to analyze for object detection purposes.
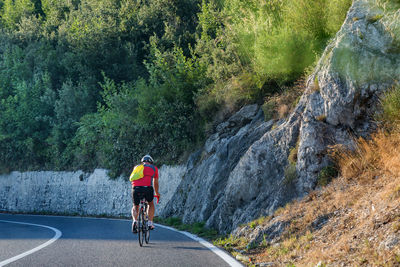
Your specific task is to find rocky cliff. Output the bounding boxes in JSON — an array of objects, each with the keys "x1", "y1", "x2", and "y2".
[{"x1": 160, "y1": 0, "x2": 400, "y2": 233}]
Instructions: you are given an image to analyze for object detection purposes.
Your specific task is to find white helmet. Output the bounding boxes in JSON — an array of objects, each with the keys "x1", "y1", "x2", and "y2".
[{"x1": 141, "y1": 155, "x2": 154, "y2": 164}]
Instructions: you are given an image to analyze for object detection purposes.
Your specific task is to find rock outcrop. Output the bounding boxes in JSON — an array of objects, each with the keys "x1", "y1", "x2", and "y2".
[
  {"x1": 161, "y1": 0, "x2": 400, "y2": 233},
  {"x1": 160, "y1": 105, "x2": 275, "y2": 229},
  {"x1": 297, "y1": 0, "x2": 400, "y2": 192}
]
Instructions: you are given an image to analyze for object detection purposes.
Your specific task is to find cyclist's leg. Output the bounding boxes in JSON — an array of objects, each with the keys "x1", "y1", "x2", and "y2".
[
  {"x1": 146, "y1": 201, "x2": 154, "y2": 230},
  {"x1": 148, "y1": 201, "x2": 155, "y2": 221},
  {"x1": 132, "y1": 205, "x2": 139, "y2": 220},
  {"x1": 145, "y1": 186, "x2": 155, "y2": 219},
  {"x1": 132, "y1": 188, "x2": 143, "y2": 219},
  {"x1": 131, "y1": 204, "x2": 139, "y2": 233},
  {"x1": 131, "y1": 188, "x2": 141, "y2": 233},
  {"x1": 145, "y1": 187, "x2": 155, "y2": 229}
]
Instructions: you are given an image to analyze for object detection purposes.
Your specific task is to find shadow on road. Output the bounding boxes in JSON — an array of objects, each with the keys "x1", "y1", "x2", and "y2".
[
  {"x1": 172, "y1": 246, "x2": 208, "y2": 251},
  {"x1": 0, "y1": 214, "x2": 200, "y2": 243}
]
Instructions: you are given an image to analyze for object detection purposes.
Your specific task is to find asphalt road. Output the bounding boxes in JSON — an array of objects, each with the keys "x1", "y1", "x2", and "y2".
[{"x1": 0, "y1": 214, "x2": 241, "y2": 267}]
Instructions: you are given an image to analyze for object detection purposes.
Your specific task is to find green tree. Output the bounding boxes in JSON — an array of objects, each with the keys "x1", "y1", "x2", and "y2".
[
  {"x1": 48, "y1": 79, "x2": 98, "y2": 168},
  {"x1": 74, "y1": 42, "x2": 209, "y2": 177},
  {"x1": 0, "y1": 73, "x2": 53, "y2": 170},
  {"x1": 134, "y1": 44, "x2": 208, "y2": 161},
  {"x1": 1, "y1": 0, "x2": 36, "y2": 29}
]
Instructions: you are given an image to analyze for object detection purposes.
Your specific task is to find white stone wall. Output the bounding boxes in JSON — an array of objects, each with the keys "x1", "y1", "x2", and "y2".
[
  {"x1": 0, "y1": 165, "x2": 185, "y2": 217},
  {"x1": 157, "y1": 165, "x2": 186, "y2": 212}
]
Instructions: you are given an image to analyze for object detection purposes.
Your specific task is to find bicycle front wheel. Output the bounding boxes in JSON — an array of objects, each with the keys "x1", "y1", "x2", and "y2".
[{"x1": 138, "y1": 209, "x2": 144, "y2": 247}]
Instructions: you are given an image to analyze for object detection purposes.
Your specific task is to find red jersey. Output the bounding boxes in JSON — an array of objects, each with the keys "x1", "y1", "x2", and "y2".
[{"x1": 131, "y1": 164, "x2": 159, "y2": 187}]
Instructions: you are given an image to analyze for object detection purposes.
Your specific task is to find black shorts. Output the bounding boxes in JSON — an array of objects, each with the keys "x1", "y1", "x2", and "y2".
[{"x1": 132, "y1": 186, "x2": 154, "y2": 205}]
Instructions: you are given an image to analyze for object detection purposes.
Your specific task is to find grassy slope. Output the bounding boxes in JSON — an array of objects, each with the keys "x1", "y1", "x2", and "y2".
[{"x1": 217, "y1": 131, "x2": 400, "y2": 266}]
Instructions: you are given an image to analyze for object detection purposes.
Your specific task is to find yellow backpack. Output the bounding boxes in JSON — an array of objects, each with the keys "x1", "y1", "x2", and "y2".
[
  {"x1": 129, "y1": 164, "x2": 144, "y2": 181},
  {"x1": 129, "y1": 164, "x2": 156, "y2": 181}
]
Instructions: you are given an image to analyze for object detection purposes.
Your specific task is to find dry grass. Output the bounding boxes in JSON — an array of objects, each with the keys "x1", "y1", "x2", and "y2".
[
  {"x1": 311, "y1": 75, "x2": 320, "y2": 92},
  {"x1": 332, "y1": 131, "x2": 400, "y2": 181},
  {"x1": 315, "y1": 114, "x2": 327, "y2": 122},
  {"x1": 262, "y1": 78, "x2": 306, "y2": 121},
  {"x1": 230, "y1": 131, "x2": 400, "y2": 266}
]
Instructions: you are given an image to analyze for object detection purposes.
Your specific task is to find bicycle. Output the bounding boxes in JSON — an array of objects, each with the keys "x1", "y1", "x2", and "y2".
[{"x1": 137, "y1": 195, "x2": 150, "y2": 246}]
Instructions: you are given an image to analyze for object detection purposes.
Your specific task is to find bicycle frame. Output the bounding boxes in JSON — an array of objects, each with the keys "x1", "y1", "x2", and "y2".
[{"x1": 137, "y1": 197, "x2": 150, "y2": 246}]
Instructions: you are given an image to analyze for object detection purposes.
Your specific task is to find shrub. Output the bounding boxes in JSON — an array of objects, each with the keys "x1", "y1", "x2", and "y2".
[
  {"x1": 194, "y1": 0, "x2": 351, "y2": 122},
  {"x1": 284, "y1": 163, "x2": 297, "y2": 184},
  {"x1": 312, "y1": 76, "x2": 320, "y2": 92},
  {"x1": 226, "y1": 0, "x2": 352, "y2": 85},
  {"x1": 367, "y1": 14, "x2": 384, "y2": 23},
  {"x1": 214, "y1": 234, "x2": 248, "y2": 251},
  {"x1": 262, "y1": 100, "x2": 276, "y2": 121},
  {"x1": 317, "y1": 165, "x2": 338, "y2": 186},
  {"x1": 1, "y1": 0, "x2": 36, "y2": 29},
  {"x1": 164, "y1": 217, "x2": 183, "y2": 227},
  {"x1": 248, "y1": 216, "x2": 271, "y2": 229},
  {"x1": 155, "y1": 216, "x2": 219, "y2": 239},
  {"x1": 288, "y1": 139, "x2": 300, "y2": 164},
  {"x1": 74, "y1": 44, "x2": 210, "y2": 177},
  {"x1": 379, "y1": 85, "x2": 400, "y2": 128}
]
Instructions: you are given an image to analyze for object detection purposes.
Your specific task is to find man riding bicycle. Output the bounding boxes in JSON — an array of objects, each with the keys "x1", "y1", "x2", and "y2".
[{"x1": 130, "y1": 155, "x2": 160, "y2": 233}]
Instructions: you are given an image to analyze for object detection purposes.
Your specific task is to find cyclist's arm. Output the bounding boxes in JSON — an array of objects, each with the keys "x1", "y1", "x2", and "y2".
[{"x1": 153, "y1": 178, "x2": 159, "y2": 196}]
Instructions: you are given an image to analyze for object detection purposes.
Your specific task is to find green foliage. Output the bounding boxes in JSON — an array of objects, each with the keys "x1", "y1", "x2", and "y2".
[
  {"x1": 288, "y1": 141, "x2": 299, "y2": 165},
  {"x1": 156, "y1": 216, "x2": 183, "y2": 227},
  {"x1": 0, "y1": 0, "x2": 352, "y2": 175},
  {"x1": 248, "y1": 216, "x2": 270, "y2": 229},
  {"x1": 317, "y1": 165, "x2": 338, "y2": 186},
  {"x1": 225, "y1": 0, "x2": 352, "y2": 84},
  {"x1": 284, "y1": 163, "x2": 297, "y2": 185},
  {"x1": 213, "y1": 234, "x2": 247, "y2": 251},
  {"x1": 193, "y1": 0, "x2": 352, "y2": 115},
  {"x1": 1, "y1": 0, "x2": 36, "y2": 29},
  {"x1": 48, "y1": 79, "x2": 98, "y2": 169},
  {"x1": 262, "y1": 100, "x2": 275, "y2": 121},
  {"x1": 155, "y1": 216, "x2": 219, "y2": 239},
  {"x1": 379, "y1": 85, "x2": 400, "y2": 128},
  {"x1": 72, "y1": 113, "x2": 103, "y2": 172},
  {"x1": 197, "y1": 0, "x2": 225, "y2": 42},
  {"x1": 74, "y1": 77, "x2": 142, "y2": 177},
  {"x1": 0, "y1": 0, "x2": 204, "y2": 173},
  {"x1": 73, "y1": 44, "x2": 209, "y2": 177},
  {"x1": 0, "y1": 72, "x2": 53, "y2": 170},
  {"x1": 135, "y1": 46, "x2": 208, "y2": 157}
]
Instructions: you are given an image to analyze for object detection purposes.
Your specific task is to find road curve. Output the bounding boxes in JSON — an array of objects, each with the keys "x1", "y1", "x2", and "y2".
[{"x1": 0, "y1": 214, "x2": 242, "y2": 267}]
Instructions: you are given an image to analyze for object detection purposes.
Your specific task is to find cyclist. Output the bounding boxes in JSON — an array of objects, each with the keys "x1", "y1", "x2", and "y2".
[{"x1": 131, "y1": 155, "x2": 160, "y2": 233}]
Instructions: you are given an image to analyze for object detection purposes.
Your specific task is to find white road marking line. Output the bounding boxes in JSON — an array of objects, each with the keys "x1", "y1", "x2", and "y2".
[
  {"x1": 156, "y1": 224, "x2": 244, "y2": 267},
  {"x1": 0, "y1": 220, "x2": 62, "y2": 267}
]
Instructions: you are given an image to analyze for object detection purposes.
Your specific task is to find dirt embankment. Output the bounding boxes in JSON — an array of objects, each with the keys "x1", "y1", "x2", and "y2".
[{"x1": 229, "y1": 131, "x2": 400, "y2": 266}]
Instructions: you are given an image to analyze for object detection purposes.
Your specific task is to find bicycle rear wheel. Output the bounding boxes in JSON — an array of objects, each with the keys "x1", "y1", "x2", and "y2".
[
  {"x1": 145, "y1": 218, "x2": 150, "y2": 244},
  {"x1": 138, "y1": 209, "x2": 144, "y2": 247}
]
